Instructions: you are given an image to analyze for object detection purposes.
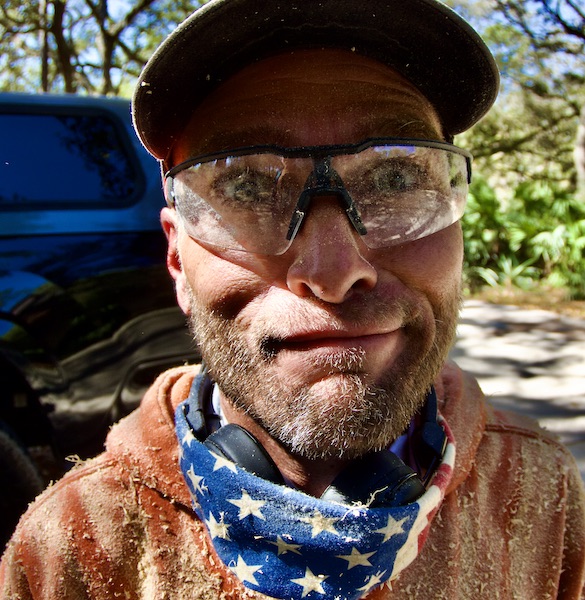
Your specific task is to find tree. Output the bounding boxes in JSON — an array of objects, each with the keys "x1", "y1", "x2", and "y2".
[
  {"x1": 491, "y1": 0, "x2": 585, "y2": 197},
  {"x1": 445, "y1": 0, "x2": 585, "y2": 198},
  {"x1": 492, "y1": 0, "x2": 584, "y2": 52},
  {"x1": 0, "y1": 0, "x2": 204, "y2": 96},
  {"x1": 444, "y1": 1, "x2": 585, "y2": 297}
]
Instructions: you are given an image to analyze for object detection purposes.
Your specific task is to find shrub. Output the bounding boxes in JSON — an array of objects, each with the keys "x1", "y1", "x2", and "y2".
[{"x1": 462, "y1": 177, "x2": 585, "y2": 299}]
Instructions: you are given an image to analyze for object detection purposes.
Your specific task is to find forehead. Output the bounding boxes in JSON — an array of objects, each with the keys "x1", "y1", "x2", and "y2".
[{"x1": 171, "y1": 49, "x2": 444, "y2": 165}]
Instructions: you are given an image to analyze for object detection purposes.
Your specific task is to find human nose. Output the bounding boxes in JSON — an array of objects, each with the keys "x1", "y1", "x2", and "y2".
[{"x1": 286, "y1": 197, "x2": 378, "y2": 303}]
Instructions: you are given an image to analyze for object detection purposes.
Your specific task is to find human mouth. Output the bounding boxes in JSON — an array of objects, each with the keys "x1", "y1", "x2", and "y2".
[{"x1": 260, "y1": 327, "x2": 403, "y2": 361}]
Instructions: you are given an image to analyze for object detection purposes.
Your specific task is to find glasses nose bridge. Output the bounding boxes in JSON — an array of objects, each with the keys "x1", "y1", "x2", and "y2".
[{"x1": 286, "y1": 157, "x2": 367, "y2": 242}]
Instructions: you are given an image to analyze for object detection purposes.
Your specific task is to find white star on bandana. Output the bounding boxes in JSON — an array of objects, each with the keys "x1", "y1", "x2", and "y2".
[
  {"x1": 211, "y1": 453, "x2": 238, "y2": 473},
  {"x1": 291, "y1": 567, "x2": 328, "y2": 597},
  {"x1": 374, "y1": 514, "x2": 408, "y2": 543},
  {"x1": 230, "y1": 555, "x2": 262, "y2": 585},
  {"x1": 205, "y1": 511, "x2": 231, "y2": 540},
  {"x1": 269, "y1": 536, "x2": 303, "y2": 556},
  {"x1": 336, "y1": 547, "x2": 376, "y2": 570},
  {"x1": 228, "y1": 490, "x2": 266, "y2": 520},
  {"x1": 357, "y1": 570, "x2": 387, "y2": 594},
  {"x1": 300, "y1": 511, "x2": 339, "y2": 538},
  {"x1": 186, "y1": 465, "x2": 207, "y2": 495},
  {"x1": 182, "y1": 428, "x2": 196, "y2": 447}
]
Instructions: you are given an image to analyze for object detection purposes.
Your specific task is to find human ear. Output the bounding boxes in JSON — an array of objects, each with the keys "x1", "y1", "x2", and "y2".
[{"x1": 160, "y1": 207, "x2": 192, "y2": 315}]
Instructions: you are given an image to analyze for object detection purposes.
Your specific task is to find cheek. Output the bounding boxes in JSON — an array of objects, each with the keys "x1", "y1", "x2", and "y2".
[
  {"x1": 178, "y1": 239, "x2": 286, "y2": 320},
  {"x1": 379, "y1": 224, "x2": 463, "y2": 299}
]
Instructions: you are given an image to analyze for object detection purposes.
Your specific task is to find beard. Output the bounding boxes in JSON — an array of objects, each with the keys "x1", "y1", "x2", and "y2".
[{"x1": 186, "y1": 282, "x2": 460, "y2": 461}]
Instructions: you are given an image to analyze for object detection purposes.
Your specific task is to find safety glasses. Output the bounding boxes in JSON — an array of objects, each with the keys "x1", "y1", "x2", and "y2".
[{"x1": 164, "y1": 138, "x2": 472, "y2": 255}]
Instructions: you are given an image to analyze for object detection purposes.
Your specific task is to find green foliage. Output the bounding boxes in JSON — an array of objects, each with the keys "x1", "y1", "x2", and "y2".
[
  {"x1": 462, "y1": 177, "x2": 506, "y2": 268},
  {"x1": 452, "y1": 0, "x2": 585, "y2": 300},
  {"x1": 472, "y1": 256, "x2": 539, "y2": 290},
  {"x1": 463, "y1": 177, "x2": 585, "y2": 299}
]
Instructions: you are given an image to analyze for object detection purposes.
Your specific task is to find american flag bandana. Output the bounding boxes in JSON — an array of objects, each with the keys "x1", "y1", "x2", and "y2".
[{"x1": 176, "y1": 394, "x2": 455, "y2": 600}]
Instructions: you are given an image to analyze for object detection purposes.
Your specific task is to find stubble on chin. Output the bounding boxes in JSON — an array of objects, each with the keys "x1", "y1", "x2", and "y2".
[{"x1": 186, "y1": 284, "x2": 460, "y2": 460}]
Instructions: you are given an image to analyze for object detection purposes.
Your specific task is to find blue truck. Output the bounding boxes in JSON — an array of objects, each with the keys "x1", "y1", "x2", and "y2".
[{"x1": 0, "y1": 93, "x2": 197, "y2": 545}]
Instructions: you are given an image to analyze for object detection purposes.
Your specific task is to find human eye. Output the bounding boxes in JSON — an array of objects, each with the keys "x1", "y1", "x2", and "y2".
[
  {"x1": 449, "y1": 156, "x2": 467, "y2": 189},
  {"x1": 368, "y1": 159, "x2": 425, "y2": 193},
  {"x1": 345, "y1": 158, "x2": 426, "y2": 205},
  {"x1": 213, "y1": 166, "x2": 277, "y2": 207}
]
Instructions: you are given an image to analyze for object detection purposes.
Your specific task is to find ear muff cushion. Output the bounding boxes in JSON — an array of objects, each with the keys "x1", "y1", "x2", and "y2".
[
  {"x1": 204, "y1": 424, "x2": 285, "y2": 485},
  {"x1": 321, "y1": 451, "x2": 425, "y2": 507}
]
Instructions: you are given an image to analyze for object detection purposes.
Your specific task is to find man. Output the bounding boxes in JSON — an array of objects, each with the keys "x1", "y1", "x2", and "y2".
[{"x1": 2, "y1": 0, "x2": 584, "y2": 598}]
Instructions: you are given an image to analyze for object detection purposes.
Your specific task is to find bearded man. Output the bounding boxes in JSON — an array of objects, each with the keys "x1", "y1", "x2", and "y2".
[{"x1": 2, "y1": 0, "x2": 584, "y2": 598}]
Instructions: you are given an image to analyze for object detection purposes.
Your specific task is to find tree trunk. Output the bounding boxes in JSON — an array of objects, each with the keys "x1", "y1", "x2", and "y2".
[
  {"x1": 51, "y1": 0, "x2": 77, "y2": 93},
  {"x1": 39, "y1": 0, "x2": 49, "y2": 92}
]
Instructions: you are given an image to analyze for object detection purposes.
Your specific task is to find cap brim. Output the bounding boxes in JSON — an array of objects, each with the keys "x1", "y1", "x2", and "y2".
[{"x1": 133, "y1": 0, "x2": 499, "y2": 160}]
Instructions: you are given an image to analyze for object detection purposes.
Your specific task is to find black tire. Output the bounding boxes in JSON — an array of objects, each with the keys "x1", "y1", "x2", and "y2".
[{"x1": 0, "y1": 423, "x2": 44, "y2": 550}]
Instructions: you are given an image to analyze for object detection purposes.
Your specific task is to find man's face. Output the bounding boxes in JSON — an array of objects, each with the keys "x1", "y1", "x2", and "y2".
[{"x1": 163, "y1": 49, "x2": 463, "y2": 460}]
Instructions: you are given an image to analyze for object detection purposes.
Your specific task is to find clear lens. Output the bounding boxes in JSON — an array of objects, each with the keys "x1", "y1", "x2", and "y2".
[
  {"x1": 168, "y1": 140, "x2": 470, "y2": 255},
  {"x1": 336, "y1": 145, "x2": 468, "y2": 247},
  {"x1": 173, "y1": 155, "x2": 306, "y2": 254}
]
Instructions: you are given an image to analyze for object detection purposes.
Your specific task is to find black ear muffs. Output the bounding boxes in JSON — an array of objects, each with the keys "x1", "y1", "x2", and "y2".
[
  {"x1": 204, "y1": 425, "x2": 426, "y2": 507},
  {"x1": 200, "y1": 386, "x2": 445, "y2": 508},
  {"x1": 204, "y1": 424, "x2": 285, "y2": 485}
]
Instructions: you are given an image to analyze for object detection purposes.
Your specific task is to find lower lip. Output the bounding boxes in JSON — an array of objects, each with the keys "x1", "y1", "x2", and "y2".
[{"x1": 278, "y1": 331, "x2": 402, "y2": 356}]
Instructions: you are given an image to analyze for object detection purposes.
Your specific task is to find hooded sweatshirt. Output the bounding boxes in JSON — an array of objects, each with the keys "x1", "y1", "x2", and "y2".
[{"x1": 1, "y1": 362, "x2": 584, "y2": 599}]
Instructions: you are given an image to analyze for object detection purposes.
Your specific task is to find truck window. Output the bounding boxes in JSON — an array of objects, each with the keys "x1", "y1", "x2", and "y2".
[{"x1": 0, "y1": 112, "x2": 140, "y2": 208}]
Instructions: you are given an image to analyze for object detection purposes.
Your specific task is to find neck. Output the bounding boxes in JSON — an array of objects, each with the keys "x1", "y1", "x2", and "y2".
[{"x1": 220, "y1": 398, "x2": 350, "y2": 497}]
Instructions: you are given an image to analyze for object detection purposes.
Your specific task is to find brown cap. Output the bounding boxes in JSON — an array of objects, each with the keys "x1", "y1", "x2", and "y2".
[{"x1": 132, "y1": 0, "x2": 499, "y2": 161}]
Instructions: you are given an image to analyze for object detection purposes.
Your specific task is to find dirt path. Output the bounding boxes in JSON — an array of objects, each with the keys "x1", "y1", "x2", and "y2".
[{"x1": 452, "y1": 300, "x2": 585, "y2": 480}]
